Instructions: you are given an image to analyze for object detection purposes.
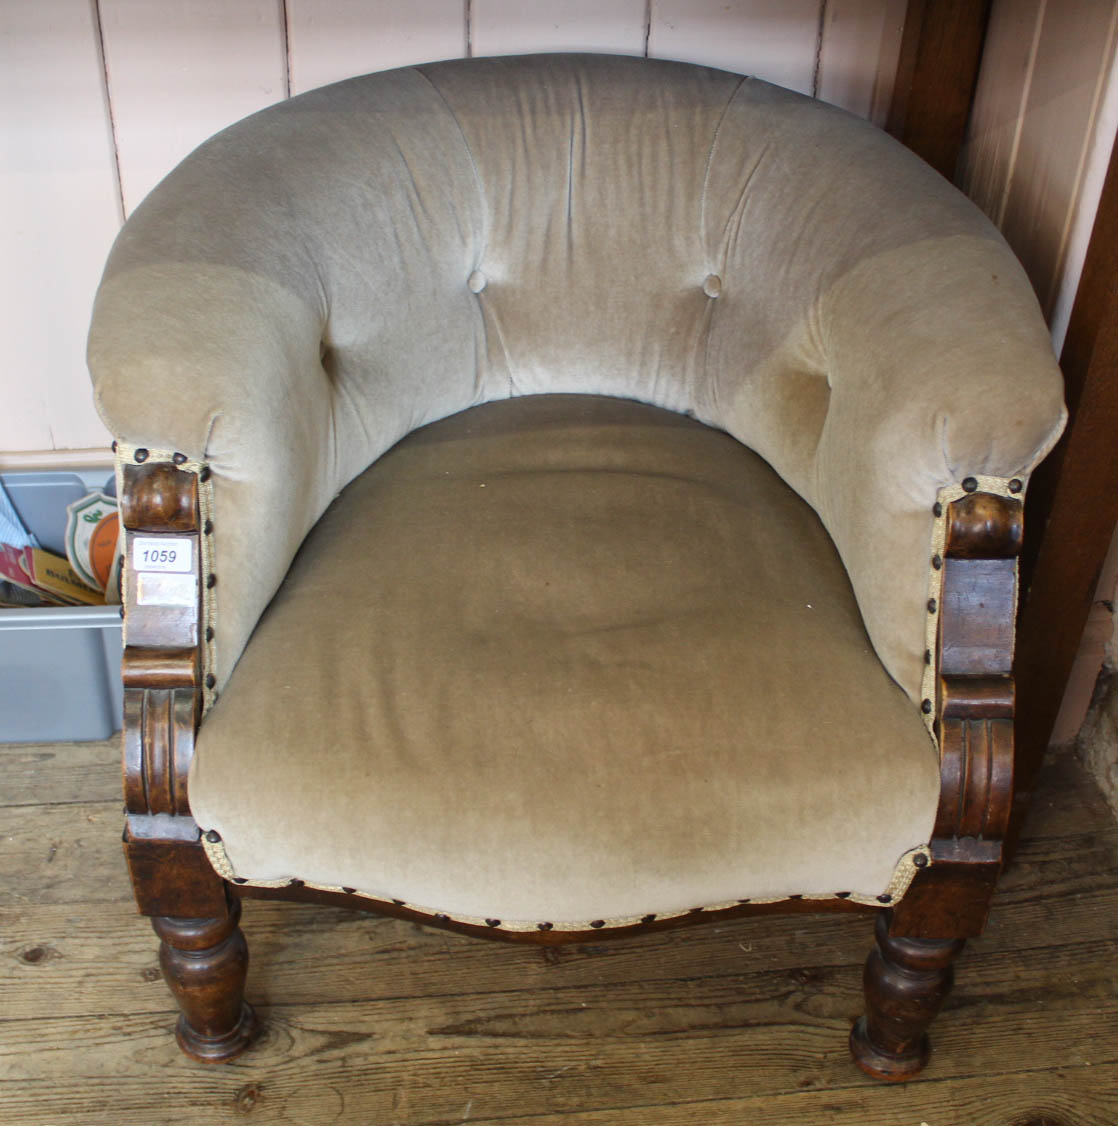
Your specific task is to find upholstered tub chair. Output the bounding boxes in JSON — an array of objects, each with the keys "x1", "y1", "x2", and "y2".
[{"x1": 88, "y1": 54, "x2": 1066, "y2": 1079}]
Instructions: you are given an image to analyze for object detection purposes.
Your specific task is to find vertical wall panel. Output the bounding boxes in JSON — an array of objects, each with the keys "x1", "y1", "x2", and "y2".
[
  {"x1": 816, "y1": 0, "x2": 906, "y2": 122},
  {"x1": 959, "y1": 0, "x2": 1045, "y2": 227},
  {"x1": 1050, "y1": 40, "x2": 1118, "y2": 352},
  {"x1": 99, "y1": 0, "x2": 287, "y2": 215},
  {"x1": 0, "y1": 0, "x2": 119, "y2": 451},
  {"x1": 648, "y1": 0, "x2": 821, "y2": 95},
  {"x1": 472, "y1": 0, "x2": 647, "y2": 58},
  {"x1": 287, "y1": 0, "x2": 465, "y2": 95},
  {"x1": 4, "y1": 0, "x2": 923, "y2": 455},
  {"x1": 1001, "y1": 1, "x2": 1118, "y2": 316},
  {"x1": 962, "y1": 0, "x2": 1118, "y2": 334}
]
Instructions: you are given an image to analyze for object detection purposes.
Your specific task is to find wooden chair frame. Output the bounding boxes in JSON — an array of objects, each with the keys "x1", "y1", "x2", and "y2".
[
  {"x1": 118, "y1": 454, "x2": 1022, "y2": 1079},
  {"x1": 114, "y1": 0, "x2": 1089, "y2": 1082}
]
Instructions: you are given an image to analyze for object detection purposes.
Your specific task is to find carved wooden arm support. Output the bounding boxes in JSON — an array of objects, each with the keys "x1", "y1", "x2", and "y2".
[
  {"x1": 119, "y1": 460, "x2": 226, "y2": 917},
  {"x1": 892, "y1": 489, "x2": 1022, "y2": 938}
]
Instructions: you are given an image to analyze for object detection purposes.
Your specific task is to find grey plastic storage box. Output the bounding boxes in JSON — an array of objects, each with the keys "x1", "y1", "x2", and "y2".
[
  {"x1": 0, "y1": 605, "x2": 123, "y2": 742},
  {"x1": 0, "y1": 468, "x2": 123, "y2": 743}
]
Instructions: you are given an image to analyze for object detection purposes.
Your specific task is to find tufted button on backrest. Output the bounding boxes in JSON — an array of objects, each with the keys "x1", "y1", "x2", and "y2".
[{"x1": 91, "y1": 52, "x2": 1065, "y2": 703}]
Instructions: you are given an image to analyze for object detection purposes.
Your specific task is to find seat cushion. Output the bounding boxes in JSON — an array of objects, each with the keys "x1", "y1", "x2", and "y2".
[{"x1": 190, "y1": 395, "x2": 940, "y2": 929}]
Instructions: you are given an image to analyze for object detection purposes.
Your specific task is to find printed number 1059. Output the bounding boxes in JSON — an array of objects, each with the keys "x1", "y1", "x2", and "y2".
[{"x1": 132, "y1": 537, "x2": 192, "y2": 573}]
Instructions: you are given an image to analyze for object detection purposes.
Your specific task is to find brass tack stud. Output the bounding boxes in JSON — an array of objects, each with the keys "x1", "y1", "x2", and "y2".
[
  {"x1": 206, "y1": 574, "x2": 217, "y2": 589},
  {"x1": 204, "y1": 830, "x2": 221, "y2": 843},
  {"x1": 641, "y1": 914, "x2": 657, "y2": 924},
  {"x1": 932, "y1": 501, "x2": 942, "y2": 517},
  {"x1": 172, "y1": 452, "x2": 187, "y2": 465},
  {"x1": 913, "y1": 854, "x2": 929, "y2": 868},
  {"x1": 736, "y1": 899, "x2": 750, "y2": 904},
  {"x1": 689, "y1": 907, "x2": 703, "y2": 914},
  {"x1": 932, "y1": 554, "x2": 942, "y2": 570},
  {"x1": 233, "y1": 877, "x2": 247, "y2": 884},
  {"x1": 924, "y1": 649, "x2": 932, "y2": 665},
  {"x1": 342, "y1": 887, "x2": 356, "y2": 895},
  {"x1": 788, "y1": 894, "x2": 803, "y2": 901},
  {"x1": 927, "y1": 598, "x2": 937, "y2": 613},
  {"x1": 203, "y1": 519, "x2": 213, "y2": 535},
  {"x1": 835, "y1": 891, "x2": 851, "y2": 899},
  {"x1": 289, "y1": 878, "x2": 304, "y2": 887},
  {"x1": 111, "y1": 440, "x2": 118, "y2": 453},
  {"x1": 435, "y1": 912, "x2": 449, "y2": 922},
  {"x1": 205, "y1": 673, "x2": 216, "y2": 689},
  {"x1": 205, "y1": 626, "x2": 215, "y2": 642},
  {"x1": 877, "y1": 894, "x2": 892, "y2": 904},
  {"x1": 537, "y1": 921, "x2": 554, "y2": 931},
  {"x1": 962, "y1": 476, "x2": 978, "y2": 492},
  {"x1": 199, "y1": 466, "x2": 212, "y2": 482},
  {"x1": 485, "y1": 918, "x2": 501, "y2": 928},
  {"x1": 134, "y1": 448, "x2": 149, "y2": 463},
  {"x1": 921, "y1": 698, "x2": 933, "y2": 714},
  {"x1": 590, "y1": 919, "x2": 606, "y2": 928},
  {"x1": 392, "y1": 898, "x2": 404, "y2": 906},
  {"x1": 1008, "y1": 478, "x2": 1023, "y2": 494}
]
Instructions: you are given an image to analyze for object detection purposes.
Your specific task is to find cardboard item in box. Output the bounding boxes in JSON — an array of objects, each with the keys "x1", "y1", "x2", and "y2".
[
  {"x1": 21, "y1": 547, "x2": 105, "y2": 606},
  {"x1": 66, "y1": 492, "x2": 119, "y2": 592}
]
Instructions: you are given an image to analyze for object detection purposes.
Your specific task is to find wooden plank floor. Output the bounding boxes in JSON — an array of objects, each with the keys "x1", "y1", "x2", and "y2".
[{"x1": 1, "y1": 739, "x2": 1116, "y2": 1125}]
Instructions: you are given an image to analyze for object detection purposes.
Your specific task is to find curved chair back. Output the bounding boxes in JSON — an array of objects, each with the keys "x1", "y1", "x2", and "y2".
[{"x1": 90, "y1": 54, "x2": 1065, "y2": 698}]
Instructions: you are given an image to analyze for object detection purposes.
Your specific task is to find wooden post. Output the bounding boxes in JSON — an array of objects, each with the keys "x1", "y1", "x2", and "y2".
[
  {"x1": 853, "y1": 487, "x2": 1019, "y2": 1078},
  {"x1": 887, "y1": 0, "x2": 991, "y2": 181},
  {"x1": 1011, "y1": 124, "x2": 1118, "y2": 857},
  {"x1": 119, "y1": 455, "x2": 257, "y2": 1062}
]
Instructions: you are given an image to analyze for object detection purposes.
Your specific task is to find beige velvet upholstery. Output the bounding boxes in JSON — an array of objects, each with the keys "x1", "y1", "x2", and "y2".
[
  {"x1": 89, "y1": 54, "x2": 1066, "y2": 706},
  {"x1": 190, "y1": 395, "x2": 939, "y2": 925},
  {"x1": 87, "y1": 54, "x2": 1067, "y2": 928}
]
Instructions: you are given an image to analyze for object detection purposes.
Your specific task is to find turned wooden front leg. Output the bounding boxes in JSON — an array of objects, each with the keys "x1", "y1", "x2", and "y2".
[
  {"x1": 850, "y1": 909, "x2": 966, "y2": 1081},
  {"x1": 152, "y1": 898, "x2": 257, "y2": 1063}
]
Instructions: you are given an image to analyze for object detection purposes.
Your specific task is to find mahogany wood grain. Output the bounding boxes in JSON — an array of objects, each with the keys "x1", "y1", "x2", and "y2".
[
  {"x1": 1013, "y1": 130, "x2": 1118, "y2": 859},
  {"x1": 939, "y1": 558, "x2": 1016, "y2": 676},
  {"x1": 935, "y1": 718, "x2": 1013, "y2": 839},
  {"x1": 934, "y1": 675, "x2": 1014, "y2": 842},
  {"x1": 118, "y1": 458, "x2": 242, "y2": 1049},
  {"x1": 152, "y1": 898, "x2": 257, "y2": 1063},
  {"x1": 850, "y1": 909, "x2": 967, "y2": 1081},
  {"x1": 856, "y1": 490, "x2": 1020, "y2": 1074},
  {"x1": 945, "y1": 492, "x2": 1023, "y2": 558},
  {"x1": 119, "y1": 468, "x2": 202, "y2": 823},
  {"x1": 939, "y1": 674, "x2": 1014, "y2": 717},
  {"x1": 927, "y1": 492, "x2": 1018, "y2": 966},
  {"x1": 887, "y1": 0, "x2": 991, "y2": 182},
  {"x1": 122, "y1": 687, "x2": 196, "y2": 816},
  {"x1": 122, "y1": 831, "x2": 228, "y2": 919},
  {"x1": 120, "y1": 462, "x2": 199, "y2": 533},
  {"x1": 122, "y1": 646, "x2": 199, "y2": 690},
  {"x1": 883, "y1": 844, "x2": 1001, "y2": 939}
]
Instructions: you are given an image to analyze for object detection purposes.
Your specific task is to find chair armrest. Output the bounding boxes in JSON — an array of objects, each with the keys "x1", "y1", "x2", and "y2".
[
  {"x1": 89, "y1": 262, "x2": 342, "y2": 692},
  {"x1": 813, "y1": 235, "x2": 1066, "y2": 702}
]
